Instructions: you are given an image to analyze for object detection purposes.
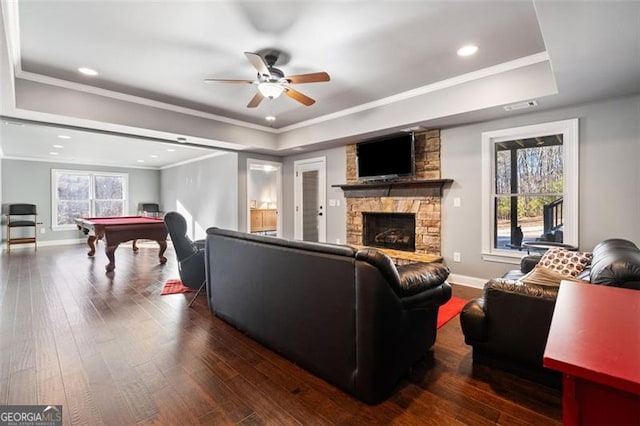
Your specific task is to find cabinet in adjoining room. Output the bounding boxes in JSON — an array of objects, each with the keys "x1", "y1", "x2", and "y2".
[{"x1": 250, "y1": 208, "x2": 277, "y2": 233}]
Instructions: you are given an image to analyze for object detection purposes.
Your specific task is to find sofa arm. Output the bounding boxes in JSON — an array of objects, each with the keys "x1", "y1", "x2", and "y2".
[
  {"x1": 460, "y1": 297, "x2": 487, "y2": 343},
  {"x1": 520, "y1": 254, "x2": 542, "y2": 273},
  {"x1": 399, "y1": 280, "x2": 452, "y2": 310},
  {"x1": 396, "y1": 262, "x2": 451, "y2": 296},
  {"x1": 478, "y1": 279, "x2": 558, "y2": 366},
  {"x1": 461, "y1": 278, "x2": 558, "y2": 348},
  {"x1": 486, "y1": 278, "x2": 560, "y2": 300}
]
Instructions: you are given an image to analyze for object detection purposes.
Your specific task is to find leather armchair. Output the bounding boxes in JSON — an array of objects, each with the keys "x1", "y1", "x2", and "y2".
[{"x1": 460, "y1": 238, "x2": 640, "y2": 386}]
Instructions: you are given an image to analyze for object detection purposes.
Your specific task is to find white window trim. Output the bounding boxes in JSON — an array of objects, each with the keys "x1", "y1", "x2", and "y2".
[
  {"x1": 52, "y1": 169, "x2": 129, "y2": 231},
  {"x1": 481, "y1": 119, "x2": 579, "y2": 263}
]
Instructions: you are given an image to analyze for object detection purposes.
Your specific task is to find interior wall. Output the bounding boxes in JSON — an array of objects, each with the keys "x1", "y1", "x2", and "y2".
[
  {"x1": 160, "y1": 152, "x2": 238, "y2": 240},
  {"x1": 282, "y1": 146, "x2": 347, "y2": 243},
  {"x1": 1, "y1": 158, "x2": 160, "y2": 243},
  {"x1": 248, "y1": 170, "x2": 277, "y2": 209},
  {"x1": 441, "y1": 94, "x2": 640, "y2": 281}
]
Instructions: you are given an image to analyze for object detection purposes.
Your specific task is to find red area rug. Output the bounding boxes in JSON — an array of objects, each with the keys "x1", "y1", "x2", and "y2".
[
  {"x1": 437, "y1": 296, "x2": 467, "y2": 329},
  {"x1": 161, "y1": 279, "x2": 194, "y2": 295}
]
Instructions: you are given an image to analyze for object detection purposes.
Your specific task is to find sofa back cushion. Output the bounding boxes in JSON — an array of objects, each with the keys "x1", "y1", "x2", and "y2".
[{"x1": 590, "y1": 238, "x2": 640, "y2": 289}]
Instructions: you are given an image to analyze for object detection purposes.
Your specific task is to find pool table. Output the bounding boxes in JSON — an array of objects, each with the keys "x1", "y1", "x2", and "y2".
[{"x1": 75, "y1": 216, "x2": 168, "y2": 271}]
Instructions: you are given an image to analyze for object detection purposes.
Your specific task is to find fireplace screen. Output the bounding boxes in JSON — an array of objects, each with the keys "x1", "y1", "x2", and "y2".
[{"x1": 363, "y1": 212, "x2": 416, "y2": 251}]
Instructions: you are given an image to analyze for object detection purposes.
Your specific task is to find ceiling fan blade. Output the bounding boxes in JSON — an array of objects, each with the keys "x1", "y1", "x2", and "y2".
[
  {"x1": 244, "y1": 52, "x2": 271, "y2": 78},
  {"x1": 247, "y1": 91, "x2": 264, "y2": 108},
  {"x1": 284, "y1": 87, "x2": 315, "y2": 106},
  {"x1": 286, "y1": 72, "x2": 330, "y2": 84},
  {"x1": 204, "y1": 78, "x2": 255, "y2": 84}
]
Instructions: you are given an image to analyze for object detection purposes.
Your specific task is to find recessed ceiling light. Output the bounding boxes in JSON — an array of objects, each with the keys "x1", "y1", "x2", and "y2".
[
  {"x1": 49, "y1": 152, "x2": 59, "y2": 155},
  {"x1": 78, "y1": 67, "x2": 98, "y2": 76},
  {"x1": 176, "y1": 137, "x2": 187, "y2": 143},
  {"x1": 167, "y1": 148, "x2": 176, "y2": 152},
  {"x1": 137, "y1": 159, "x2": 145, "y2": 163},
  {"x1": 53, "y1": 144, "x2": 64, "y2": 148},
  {"x1": 265, "y1": 115, "x2": 276, "y2": 122},
  {"x1": 57, "y1": 135, "x2": 70, "y2": 139},
  {"x1": 457, "y1": 44, "x2": 479, "y2": 57},
  {"x1": 150, "y1": 154, "x2": 158, "y2": 158}
]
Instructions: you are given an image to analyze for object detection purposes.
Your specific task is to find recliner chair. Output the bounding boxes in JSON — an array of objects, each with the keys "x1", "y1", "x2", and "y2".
[{"x1": 163, "y1": 211, "x2": 206, "y2": 307}]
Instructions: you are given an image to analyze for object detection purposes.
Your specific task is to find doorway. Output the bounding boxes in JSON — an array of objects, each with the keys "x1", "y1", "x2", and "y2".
[
  {"x1": 247, "y1": 158, "x2": 282, "y2": 237},
  {"x1": 294, "y1": 157, "x2": 326, "y2": 242}
]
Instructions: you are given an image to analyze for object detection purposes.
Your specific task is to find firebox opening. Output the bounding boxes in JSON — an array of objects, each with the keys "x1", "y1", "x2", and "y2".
[{"x1": 363, "y1": 212, "x2": 416, "y2": 252}]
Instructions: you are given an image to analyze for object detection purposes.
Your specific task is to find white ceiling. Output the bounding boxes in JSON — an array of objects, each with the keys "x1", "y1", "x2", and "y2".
[{"x1": 1, "y1": 0, "x2": 639, "y2": 168}]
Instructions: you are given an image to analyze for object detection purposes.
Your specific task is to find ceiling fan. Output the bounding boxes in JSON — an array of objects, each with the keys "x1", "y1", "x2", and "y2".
[{"x1": 204, "y1": 51, "x2": 330, "y2": 108}]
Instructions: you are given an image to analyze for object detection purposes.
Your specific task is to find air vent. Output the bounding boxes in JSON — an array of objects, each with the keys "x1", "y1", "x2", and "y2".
[{"x1": 503, "y1": 100, "x2": 538, "y2": 111}]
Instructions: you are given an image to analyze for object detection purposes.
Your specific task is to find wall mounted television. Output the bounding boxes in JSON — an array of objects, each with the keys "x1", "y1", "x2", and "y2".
[{"x1": 356, "y1": 132, "x2": 415, "y2": 181}]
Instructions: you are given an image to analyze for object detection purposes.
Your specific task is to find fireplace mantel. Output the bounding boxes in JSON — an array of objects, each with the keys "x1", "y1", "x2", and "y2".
[{"x1": 333, "y1": 178, "x2": 453, "y2": 198}]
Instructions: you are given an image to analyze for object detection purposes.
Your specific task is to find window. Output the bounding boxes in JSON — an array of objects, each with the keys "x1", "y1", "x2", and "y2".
[
  {"x1": 52, "y1": 169, "x2": 128, "y2": 229},
  {"x1": 481, "y1": 119, "x2": 578, "y2": 263}
]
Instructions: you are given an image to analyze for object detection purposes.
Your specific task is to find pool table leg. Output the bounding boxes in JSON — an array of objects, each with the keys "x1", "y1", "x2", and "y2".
[
  {"x1": 87, "y1": 236, "x2": 97, "y2": 257},
  {"x1": 105, "y1": 244, "x2": 118, "y2": 271},
  {"x1": 132, "y1": 239, "x2": 139, "y2": 252},
  {"x1": 158, "y1": 240, "x2": 168, "y2": 264}
]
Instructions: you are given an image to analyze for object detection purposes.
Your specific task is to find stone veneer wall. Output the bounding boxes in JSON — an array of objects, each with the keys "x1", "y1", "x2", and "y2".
[{"x1": 346, "y1": 130, "x2": 443, "y2": 254}]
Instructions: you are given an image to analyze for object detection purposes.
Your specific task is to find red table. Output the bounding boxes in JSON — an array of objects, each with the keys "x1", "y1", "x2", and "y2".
[
  {"x1": 75, "y1": 216, "x2": 168, "y2": 271},
  {"x1": 543, "y1": 280, "x2": 640, "y2": 425}
]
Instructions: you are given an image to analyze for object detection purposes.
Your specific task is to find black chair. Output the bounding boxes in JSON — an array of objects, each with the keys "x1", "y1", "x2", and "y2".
[
  {"x1": 6, "y1": 204, "x2": 38, "y2": 253},
  {"x1": 163, "y1": 211, "x2": 206, "y2": 307},
  {"x1": 141, "y1": 203, "x2": 162, "y2": 218}
]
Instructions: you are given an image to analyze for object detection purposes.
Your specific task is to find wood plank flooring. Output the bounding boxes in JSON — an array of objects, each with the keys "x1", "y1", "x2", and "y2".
[{"x1": 0, "y1": 243, "x2": 562, "y2": 425}]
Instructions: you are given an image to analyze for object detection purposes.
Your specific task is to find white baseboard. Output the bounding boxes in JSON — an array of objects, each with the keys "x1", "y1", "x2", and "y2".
[
  {"x1": 3, "y1": 238, "x2": 173, "y2": 253},
  {"x1": 3, "y1": 238, "x2": 86, "y2": 252},
  {"x1": 448, "y1": 273, "x2": 487, "y2": 289}
]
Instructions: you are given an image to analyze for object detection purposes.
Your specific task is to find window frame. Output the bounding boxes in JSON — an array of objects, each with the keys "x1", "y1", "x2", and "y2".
[
  {"x1": 481, "y1": 119, "x2": 579, "y2": 263},
  {"x1": 51, "y1": 169, "x2": 129, "y2": 231}
]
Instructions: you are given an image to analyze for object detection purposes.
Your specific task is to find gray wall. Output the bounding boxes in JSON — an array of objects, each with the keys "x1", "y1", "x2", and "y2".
[
  {"x1": 282, "y1": 146, "x2": 347, "y2": 243},
  {"x1": 441, "y1": 94, "x2": 640, "y2": 281},
  {"x1": 160, "y1": 152, "x2": 239, "y2": 240},
  {"x1": 1, "y1": 159, "x2": 160, "y2": 242},
  {"x1": 248, "y1": 170, "x2": 277, "y2": 208}
]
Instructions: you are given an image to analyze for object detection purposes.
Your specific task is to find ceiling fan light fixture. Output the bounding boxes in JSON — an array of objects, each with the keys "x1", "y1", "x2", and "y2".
[{"x1": 258, "y1": 82, "x2": 284, "y2": 99}]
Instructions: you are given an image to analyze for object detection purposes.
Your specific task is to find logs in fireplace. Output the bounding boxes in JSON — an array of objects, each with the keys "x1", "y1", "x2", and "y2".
[{"x1": 363, "y1": 212, "x2": 416, "y2": 251}]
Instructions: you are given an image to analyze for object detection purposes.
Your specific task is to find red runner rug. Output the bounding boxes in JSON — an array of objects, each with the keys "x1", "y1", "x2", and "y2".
[
  {"x1": 161, "y1": 279, "x2": 195, "y2": 295},
  {"x1": 437, "y1": 296, "x2": 467, "y2": 329}
]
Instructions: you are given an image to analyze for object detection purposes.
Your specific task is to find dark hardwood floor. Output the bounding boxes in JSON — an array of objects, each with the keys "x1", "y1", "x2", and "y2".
[{"x1": 0, "y1": 243, "x2": 561, "y2": 425}]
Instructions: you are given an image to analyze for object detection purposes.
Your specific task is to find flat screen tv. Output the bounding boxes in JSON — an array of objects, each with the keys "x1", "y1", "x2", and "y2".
[{"x1": 356, "y1": 132, "x2": 415, "y2": 181}]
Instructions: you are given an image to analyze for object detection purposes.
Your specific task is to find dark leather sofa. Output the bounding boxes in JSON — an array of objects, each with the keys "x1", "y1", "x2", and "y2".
[
  {"x1": 205, "y1": 228, "x2": 452, "y2": 404},
  {"x1": 460, "y1": 238, "x2": 640, "y2": 386}
]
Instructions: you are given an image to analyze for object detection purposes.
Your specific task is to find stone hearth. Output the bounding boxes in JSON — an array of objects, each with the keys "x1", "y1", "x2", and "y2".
[{"x1": 345, "y1": 130, "x2": 443, "y2": 255}]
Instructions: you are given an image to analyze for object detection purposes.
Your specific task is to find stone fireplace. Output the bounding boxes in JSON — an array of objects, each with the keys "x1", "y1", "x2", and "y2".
[
  {"x1": 363, "y1": 212, "x2": 416, "y2": 251},
  {"x1": 343, "y1": 130, "x2": 444, "y2": 255}
]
